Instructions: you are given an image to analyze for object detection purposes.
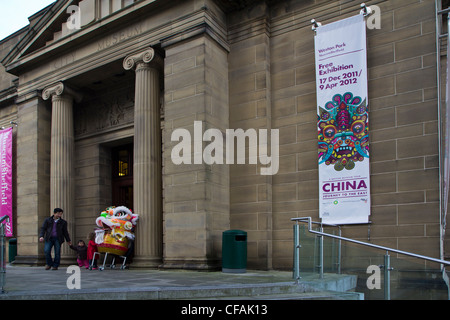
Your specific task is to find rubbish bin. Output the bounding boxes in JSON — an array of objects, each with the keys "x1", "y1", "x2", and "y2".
[
  {"x1": 222, "y1": 230, "x2": 247, "y2": 273},
  {"x1": 8, "y1": 238, "x2": 16, "y2": 263}
]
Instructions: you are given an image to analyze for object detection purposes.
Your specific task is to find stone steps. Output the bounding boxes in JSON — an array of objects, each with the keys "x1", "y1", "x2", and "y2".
[
  {"x1": 0, "y1": 266, "x2": 362, "y2": 300},
  {"x1": 0, "y1": 274, "x2": 361, "y2": 300}
]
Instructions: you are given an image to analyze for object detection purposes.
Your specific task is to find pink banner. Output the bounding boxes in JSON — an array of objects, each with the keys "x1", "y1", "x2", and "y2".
[{"x1": 0, "y1": 128, "x2": 12, "y2": 237}]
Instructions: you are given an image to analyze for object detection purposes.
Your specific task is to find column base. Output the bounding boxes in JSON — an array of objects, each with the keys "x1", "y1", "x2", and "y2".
[
  {"x1": 12, "y1": 255, "x2": 77, "y2": 267},
  {"x1": 130, "y1": 256, "x2": 162, "y2": 269},
  {"x1": 12, "y1": 255, "x2": 46, "y2": 266},
  {"x1": 59, "y1": 255, "x2": 78, "y2": 266},
  {"x1": 161, "y1": 258, "x2": 221, "y2": 271}
]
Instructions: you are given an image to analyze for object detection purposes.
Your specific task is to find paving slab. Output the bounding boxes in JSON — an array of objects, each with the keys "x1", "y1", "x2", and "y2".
[{"x1": 0, "y1": 264, "x2": 359, "y2": 300}]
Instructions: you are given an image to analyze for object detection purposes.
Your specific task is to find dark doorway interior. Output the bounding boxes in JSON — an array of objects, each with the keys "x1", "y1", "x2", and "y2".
[{"x1": 111, "y1": 143, "x2": 133, "y2": 210}]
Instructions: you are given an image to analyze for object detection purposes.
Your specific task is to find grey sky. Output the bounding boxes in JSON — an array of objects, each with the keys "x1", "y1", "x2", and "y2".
[{"x1": 0, "y1": 0, "x2": 56, "y2": 40}]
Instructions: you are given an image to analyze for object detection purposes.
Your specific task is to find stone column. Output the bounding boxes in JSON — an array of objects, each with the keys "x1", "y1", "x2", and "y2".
[
  {"x1": 14, "y1": 93, "x2": 51, "y2": 266},
  {"x1": 42, "y1": 82, "x2": 81, "y2": 259},
  {"x1": 161, "y1": 34, "x2": 230, "y2": 270},
  {"x1": 124, "y1": 48, "x2": 162, "y2": 267}
]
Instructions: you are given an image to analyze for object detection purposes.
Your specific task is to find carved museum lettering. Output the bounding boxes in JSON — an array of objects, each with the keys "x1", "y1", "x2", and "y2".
[{"x1": 97, "y1": 24, "x2": 143, "y2": 52}]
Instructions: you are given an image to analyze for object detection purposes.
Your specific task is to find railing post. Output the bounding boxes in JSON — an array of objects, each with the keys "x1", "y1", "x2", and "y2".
[
  {"x1": 318, "y1": 224, "x2": 324, "y2": 279},
  {"x1": 293, "y1": 223, "x2": 301, "y2": 283},
  {"x1": 0, "y1": 222, "x2": 5, "y2": 294},
  {"x1": 337, "y1": 228, "x2": 342, "y2": 274},
  {"x1": 384, "y1": 252, "x2": 391, "y2": 300}
]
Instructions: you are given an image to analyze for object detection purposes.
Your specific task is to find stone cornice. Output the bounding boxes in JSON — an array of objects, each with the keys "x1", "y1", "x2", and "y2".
[
  {"x1": 10, "y1": 2, "x2": 228, "y2": 98},
  {"x1": 3, "y1": 0, "x2": 161, "y2": 74},
  {"x1": 160, "y1": 22, "x2": 230, "y2": 52}
]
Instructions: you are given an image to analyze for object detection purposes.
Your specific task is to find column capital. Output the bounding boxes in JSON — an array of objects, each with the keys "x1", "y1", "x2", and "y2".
[
  {"x1": 42, "y1": 82, "x2": 82, "y2": 103},
  {"x1": 123, "y1": 47, "x2": 162, "y2": 71}
]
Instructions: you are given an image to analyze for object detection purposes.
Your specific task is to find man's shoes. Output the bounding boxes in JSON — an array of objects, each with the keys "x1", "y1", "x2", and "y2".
[{"x1": 45, "y1": 265, "x2": 58, "y2": 270}]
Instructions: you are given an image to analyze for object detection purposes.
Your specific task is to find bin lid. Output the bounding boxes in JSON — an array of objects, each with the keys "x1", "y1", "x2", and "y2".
[
  {"x1": 9, "y1": 238, "x2": 17, "y2": 244},
  {"x1": 223, "y1": 230, "x2": 247, "y2": 235}
]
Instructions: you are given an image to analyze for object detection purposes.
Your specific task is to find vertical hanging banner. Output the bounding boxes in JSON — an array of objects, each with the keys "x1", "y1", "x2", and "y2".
[
  {"x1": 0, "y1": 127, "x2": 13, "y2": 236},
  {"x1": 315, "y1": 14, "x2": 370, "y2": 225}
]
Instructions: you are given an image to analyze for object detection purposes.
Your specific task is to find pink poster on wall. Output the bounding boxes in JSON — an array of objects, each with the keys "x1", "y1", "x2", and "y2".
[{"x1": 0, "y1": 127, "x2": 13, "y2": 237}]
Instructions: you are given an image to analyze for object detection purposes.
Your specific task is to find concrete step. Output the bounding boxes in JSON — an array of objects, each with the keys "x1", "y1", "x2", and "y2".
[
  {"x1": 199, "y1": 290, "x2": 363, "y2": 300},
  {"x1": 170, "y1": 277, "x2": 360, "y2": 300},
  {"x1": 2, "y1": 276, "x2": 362, "y2": 300},
  {"x1": 0, "y1": 282, "x2": 362, "y2": 300},
  {"x1": 0, "y1": 266, "x2": 362, "y2": 300}
]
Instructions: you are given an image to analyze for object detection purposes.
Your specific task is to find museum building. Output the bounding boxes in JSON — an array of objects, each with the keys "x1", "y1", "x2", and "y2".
[{"x1": 0, "y1": 0, "x2": 448, "y2": 274}]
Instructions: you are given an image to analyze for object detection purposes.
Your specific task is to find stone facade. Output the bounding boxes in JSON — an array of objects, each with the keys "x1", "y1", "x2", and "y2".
[{"x1": 0, "y1": 0, "x2": 446, "y2": 271}]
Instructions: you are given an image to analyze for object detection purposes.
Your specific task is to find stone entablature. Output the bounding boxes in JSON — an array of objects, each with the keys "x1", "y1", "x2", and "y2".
[{"x1": 4, "y1": 0, "x2": 228, "y2": 100}]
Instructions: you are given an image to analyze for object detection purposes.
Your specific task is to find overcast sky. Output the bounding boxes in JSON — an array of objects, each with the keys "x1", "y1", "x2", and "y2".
[{"x1": 0, "y1": 0, "x2": 56, "y2": 40}]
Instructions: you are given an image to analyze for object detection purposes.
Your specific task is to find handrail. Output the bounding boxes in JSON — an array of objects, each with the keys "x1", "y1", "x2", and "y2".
[
  {"x1": 292, "y1": 217, "x2": 450, "y2": 299},
  {"x1": 292, "y1": 217, "x2": 450, "y2": 266}
]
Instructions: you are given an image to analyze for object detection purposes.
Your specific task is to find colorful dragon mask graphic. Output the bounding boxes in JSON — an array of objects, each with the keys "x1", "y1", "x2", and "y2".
[{"x1": 318, "y1": 92, "x2": 369, "y2": 171}]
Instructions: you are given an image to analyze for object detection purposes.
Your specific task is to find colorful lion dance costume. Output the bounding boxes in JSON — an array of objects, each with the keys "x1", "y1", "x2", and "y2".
[{"x1": 95, "y1": 206, "x2": 139, "y2": 256}]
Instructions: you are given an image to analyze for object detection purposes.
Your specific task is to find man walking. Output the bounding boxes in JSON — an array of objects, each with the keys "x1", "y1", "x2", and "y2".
[{"x1": 39, "y1": 208, "x2": 72, "y2": 270}]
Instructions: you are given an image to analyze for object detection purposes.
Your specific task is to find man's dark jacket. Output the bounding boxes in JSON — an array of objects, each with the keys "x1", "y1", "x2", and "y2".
[{"x1": 39, "y1": 216, "x2": 71, "y2": 244}]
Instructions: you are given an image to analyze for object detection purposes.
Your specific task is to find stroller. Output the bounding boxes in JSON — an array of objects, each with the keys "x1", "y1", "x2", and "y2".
[{"x1": 91, "y1": 229, "x2": 129, "y2": 270}]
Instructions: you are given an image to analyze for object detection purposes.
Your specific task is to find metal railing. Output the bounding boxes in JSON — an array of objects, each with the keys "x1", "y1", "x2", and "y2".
[
  {"x1": 292, "y1": 217, "x2": 450, "y2": 300},
  {"x1": 0, "y1": 215, "x2": 9, "y2": 294},
  {"x1": 293, "y1": 218, "x2": 342, "y2": 282}
]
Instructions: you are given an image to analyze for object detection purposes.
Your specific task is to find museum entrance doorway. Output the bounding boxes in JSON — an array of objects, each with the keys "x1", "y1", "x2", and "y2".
[{"x1": 112, "y1": 143, "x2": 133, "y2": 210}]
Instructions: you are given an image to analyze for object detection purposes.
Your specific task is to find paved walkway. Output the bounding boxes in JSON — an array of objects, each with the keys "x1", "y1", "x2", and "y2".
[
  {"x1": 0, "y1": 264, "x2": 291, "y2": 298},
  {"x1": 0, "y1": 264, "x2": 359, "y2": 300}
]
